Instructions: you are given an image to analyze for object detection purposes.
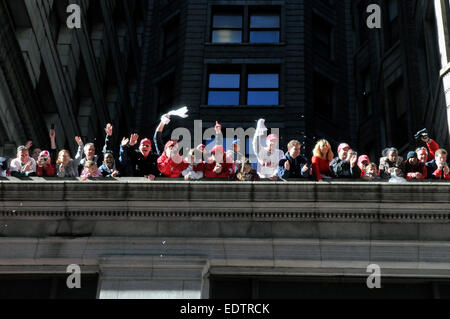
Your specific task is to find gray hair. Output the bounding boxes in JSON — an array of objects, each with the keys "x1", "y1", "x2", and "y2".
[{"x1": 17, "y1": 145, "x2": 28, "y2": 153}]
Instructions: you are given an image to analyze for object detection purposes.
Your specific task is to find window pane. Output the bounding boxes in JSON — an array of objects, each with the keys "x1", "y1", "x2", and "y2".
[
  {"x1": 248, "y1": 74, "x2": 279, "y2": 88},
  {"x1": 250, "y1": 15, "x2": 280, "y2": 28},
  {"x1": 247, "y1": 91, "x2": 279, "y2": 105},
  {"x1": 212, "y1": 30, "x2": 242, "y2": 43},
  {"x1": 249, "y1": 31, "x2": 280, "y2": 43},
  {"x1": 208, "y1": 91, "x2": 240, "y2": 105},
  {"x1": 209, "y1": 74, "x2": 240, "y2": 88},
  {"x1": 213, "y1": 15, "x2": 242, "y2": 28}
]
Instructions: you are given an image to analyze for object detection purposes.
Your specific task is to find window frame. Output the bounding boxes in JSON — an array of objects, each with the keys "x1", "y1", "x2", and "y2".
[
  {"x1": 209, "y1": 5, "x2": 281, "y2": 44},
  {"x1": 248, "y1": 9, "x2": 281, "y2": 44},
  {"x1": 211, "y1": 7, "x2": 244, "y2": 44},
  {"x1": 205, "y1": 64, "x2": 281, "y2": 106}
]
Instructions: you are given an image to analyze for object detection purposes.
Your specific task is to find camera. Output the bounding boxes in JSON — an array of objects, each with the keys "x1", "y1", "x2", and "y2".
[{"x1": 414, "y1": 128, "x2": 429, "y2": 141}]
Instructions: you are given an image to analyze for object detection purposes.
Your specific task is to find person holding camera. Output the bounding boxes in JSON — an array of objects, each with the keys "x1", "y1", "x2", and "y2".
[
  {"x1": 36, "y1": 128, "x2": 57, "y2": 177},
  {"x1": 329, "y1": 143, "x2": 361, "y2": 178},
  {"x1": 414, "y1": 128, "x2": 440, "y2": 162},
  {"x1": 426, "y1": 149, "x2": 450, "y2": 180}
]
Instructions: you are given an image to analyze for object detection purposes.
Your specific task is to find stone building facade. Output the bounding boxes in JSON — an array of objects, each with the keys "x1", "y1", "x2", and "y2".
[
  {"x1": 0, "y1": 0, "x2": 147, "y2": 158},
  {"x1": 352, "y1": 0, "x2": 450, "y2": 159},
  {"x1": 136, "y1": 0, "x2": 357, "y2": 156}
]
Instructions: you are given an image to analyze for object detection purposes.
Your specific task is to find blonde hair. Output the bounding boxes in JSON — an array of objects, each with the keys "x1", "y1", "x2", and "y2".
[
  {"x1": 312, "y1": 139, "x2": 334, "y2": 162},
  {"x1": 435, "y1": 149, "x2": 448, "y2": 157},
  {"x1": 287, "y1": 140, "x2": 301, "y2": 150},
  {"x1": 56, "y1": 150, "x2": 71, "y2": 164},
  {"x1": 84, "y1": 160, "x2": 97, "y2": 169}
]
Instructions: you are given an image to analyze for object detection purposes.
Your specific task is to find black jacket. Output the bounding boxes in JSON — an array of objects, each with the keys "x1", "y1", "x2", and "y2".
[{"x1": 329, "y1": 157, "x2": 361, "y2": 178}]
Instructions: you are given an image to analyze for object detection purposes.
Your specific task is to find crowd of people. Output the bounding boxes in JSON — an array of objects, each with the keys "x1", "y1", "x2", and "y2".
[{"x1": 0, "y1": 116, "x2": 448, "y2": 182}]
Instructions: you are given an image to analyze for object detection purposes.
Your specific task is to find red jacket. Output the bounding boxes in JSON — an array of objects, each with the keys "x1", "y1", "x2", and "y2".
[
  {"x1": 36, "y1": 164, "x2": 56, "y2": 177},
  {"x1": 157, "y1": 153, "x2": 189, "y2": 178},
  {"x1": 427, "y1": 139, "x2": 439, "y2": 161},
  {"x1": 432, "y1": 168, "x2": 450, "y2": 180},
  {"x1": 204, "y1": 155, "x2": 235, "y2": 178},
  {"x1": 311, "y1": 156, "x2": 331, "y2": 181}
]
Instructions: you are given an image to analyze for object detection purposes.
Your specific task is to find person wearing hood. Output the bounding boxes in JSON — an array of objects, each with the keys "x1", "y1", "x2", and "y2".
[
  {"x1": 278, "y1": 140, "x2": 310, "y2": 180},
  {"x1": 204, "y1": 145, "x2": 235, "y2": 178},
  {"x1": 329, "y1": 143, "x2": 361, "y2": 178},
  {"x1": 403, "y1": 151, "x2": 427, "y2": 180}
]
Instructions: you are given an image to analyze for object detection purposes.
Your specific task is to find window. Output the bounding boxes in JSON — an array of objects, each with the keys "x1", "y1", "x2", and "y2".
[
  {"x1": 313, "y1": 14, "x2": 333, "y2": 60},
  {"x1": 211, "y1": 10, "x2": 243, "y2": 43},
  {"x1": 207, "y1": 65, "x2": 280, "y2": 106},
  {"x1": 162, "y1": 16, "x2": 179, "y2": 57},
  {"x1": 211, "y1": 6, "x2": 280, "y2": 44},
  {"x1": 249, "y1": 12, "x2": 280, "y2": 43},
  {"x1": 313, "y1": 72, "x2": 334, "y2": 119},
  {"x1": 208, "y1": 73, "x2": 241, "y2": 105},
  {"x1": 247, "y1": 73, "x2": 279, "y2": 105}
]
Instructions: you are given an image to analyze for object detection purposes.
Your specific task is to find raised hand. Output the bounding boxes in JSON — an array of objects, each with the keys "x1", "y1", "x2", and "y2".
[
  {"x1": 49, "y1": 129, "x2": 56, "y2": 140},
  {"x1": 75, "y1": 136, "x2": 83, "y2": 146},
  {"x1": 105, "y1": 123, "x2": 113, "y2": 136},
  {"x1": 121, "y1": 137, "x2": 129, "y2": 148},
  {"x1": 215, "y1": 121, "x2": 222, "y2": 134},
  {"x1": 25, "y1": 141, "x2": 32, "y2": 149},
  {"x1": 130, "y1": 134, "x2": 139, "y2": 146}
]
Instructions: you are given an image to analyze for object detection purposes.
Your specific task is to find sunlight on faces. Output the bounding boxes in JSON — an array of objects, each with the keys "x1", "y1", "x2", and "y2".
[
  {"x1": 84, "y1": 144, "x2": 95, "y2": 160},
  {"x1": 58, "y1": 150, "x2": 71, "y2": 166},
  {"x1": 18, "y1": 149, "x2": 30, "y2": 164},
  {"x1": 139, "y1": 142, "x2": 152, "y2": 156},
  {"x1": 366, "y1": 164, "x2": 377, "y2": 175},
  {"x1": 417, "y1": 149, "x2": 428, "y2": 163},
  {"x1": 289, "y1": 144, "x2": 301, "y2": 159},
  {"x1": 436, "y1": 153, "x2": 447, "y2": 164},
  {"x1": 104, "y1": 153, "x2": 115, "y2": 168},
  {"x1": 388, "y1": 150, "x2": 398, "y2": 163}
]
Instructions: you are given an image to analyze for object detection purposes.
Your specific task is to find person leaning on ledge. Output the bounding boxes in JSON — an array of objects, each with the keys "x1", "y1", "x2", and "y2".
[
  {"x1": 329, "y1": 143, "x2": 361, "y2": 179},
  {"x1": 278, "y1": 140, "x2": 310, "y2": 180}
]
